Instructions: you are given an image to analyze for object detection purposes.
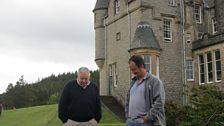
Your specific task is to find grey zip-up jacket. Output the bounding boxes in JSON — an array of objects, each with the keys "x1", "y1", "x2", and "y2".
[{"x1": 125, "y1": 73, "x2": 166, "y2": 126}]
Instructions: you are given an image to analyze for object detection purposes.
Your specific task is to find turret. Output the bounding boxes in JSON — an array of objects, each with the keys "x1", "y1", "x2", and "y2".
[
  {"x1": 93, "y1": 0, "x2": 109, "y2": 70},
  {"x1": 129, "y1": 22, "x2": 161, "y2": 75},
  {"x1": 129, "y1": 22, "x2": 161, "y2": 52}
]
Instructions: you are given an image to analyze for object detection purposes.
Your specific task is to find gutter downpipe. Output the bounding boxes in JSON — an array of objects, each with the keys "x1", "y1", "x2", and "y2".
[
  {"x1": 103, "y1": 16, "x2": 109, "y2": 96},
  {"x1": 127, "y1": 1, "x2": 131, "y2": 83},
  {"x1": 180, "y1": 0, "x2": 187, "y2": 105}
]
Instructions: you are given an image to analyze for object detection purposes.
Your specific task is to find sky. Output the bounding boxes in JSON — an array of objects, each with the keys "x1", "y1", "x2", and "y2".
[{"x1": 0, "y1": 0, "x2": 98, "y2": 94}]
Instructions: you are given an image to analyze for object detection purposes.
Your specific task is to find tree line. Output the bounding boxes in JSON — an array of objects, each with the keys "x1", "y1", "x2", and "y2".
[{"x1": 0, "y1": 70, "x2": 99, "y2": 109}]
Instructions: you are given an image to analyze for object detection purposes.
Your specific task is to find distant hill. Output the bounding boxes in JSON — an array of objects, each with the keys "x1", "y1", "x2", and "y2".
[
  {"x1": 0, "y1": 104, "x2": 124, "y2": 126},
  {"x1": 0, "y1": 70, "x2": 99, "y2": 109}
]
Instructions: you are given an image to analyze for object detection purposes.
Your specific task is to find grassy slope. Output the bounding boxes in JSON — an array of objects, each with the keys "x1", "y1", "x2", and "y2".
[{"x1": 0, "y1": 104, "x2": 124, "y2": 126}]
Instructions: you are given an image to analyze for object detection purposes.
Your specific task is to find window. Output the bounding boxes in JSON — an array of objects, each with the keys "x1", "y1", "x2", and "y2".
[
  {"x1": 186, "y1": 60, "x2": 194, "y2": 81},
  {"x1": 198, "y1": 54, "x2": 205, "y2": 84},
  {"x1": 115, "y1": 0, "x2": 120, "y2": 14},
  {"x1": 143, "y1": 55, "x2": 151, "y2": 73},
  {"x1": 214, "y1": 50, "x2": 221, "y2": 82},
  {"x1": 164, "y1": 19, "x2": 172, "y2": 41},
  {"x1": 206, "y1": 52, "x2": 213, "y2": 83},
  {"x1": 109, "y1": 63, "x2": 117, "y2": 87},
  {"x1": 156, "y1": 57, "x2": 160, "y2": 78},
  {"x1": 212, "y1": 18, "x2": 218, "y2": 34},
  {"x1": 109, "y1": 64, "x2": 113, "y2": 86},
  {"x1": 194, "y1": 5, "x2": 202, "y2": 23},
  {"x1": 198, "y1": 50, "x2": 222, "y2": 84},
  {"x1": 116, "y1": 32, "x2": 121, "y2": 41},
  {"x1": 169, "y1": 0, "x2": 176, "y2": 6}
]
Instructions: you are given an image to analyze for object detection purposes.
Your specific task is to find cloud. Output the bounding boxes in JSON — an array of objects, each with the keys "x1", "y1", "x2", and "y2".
[
  {"x1": 0, "y1": 0, "x2": 96, "y2": 65},
  {"x1": 0, "y1": 0, "x2": 95, "y2": 42},
  {"x1": 0, "y1": 0, "x2": 98, "y2": 93}
]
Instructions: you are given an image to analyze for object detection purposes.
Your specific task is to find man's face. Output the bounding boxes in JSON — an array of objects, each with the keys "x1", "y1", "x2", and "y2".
[
  {"x1": 128, "y1": 61, "x2": 142, "y2": 78},
  {"x1": 77, "y1": 72, "x2": 90, "y2": 86}
]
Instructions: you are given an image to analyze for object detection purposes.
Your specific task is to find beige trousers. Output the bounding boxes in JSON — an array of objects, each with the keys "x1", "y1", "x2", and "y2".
[{"x1": 63, "y1": 118, "x2": 98, "y2": 126}]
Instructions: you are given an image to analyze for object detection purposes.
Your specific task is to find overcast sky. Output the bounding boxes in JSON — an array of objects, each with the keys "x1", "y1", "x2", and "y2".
[{"x1": 0, "y1": 0, "x2": 98, "y2": 93}]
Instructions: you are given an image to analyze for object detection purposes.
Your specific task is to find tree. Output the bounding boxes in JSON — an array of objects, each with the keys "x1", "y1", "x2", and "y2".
[{"x1": 6, "y1": 83, "x2": 13, "y2": 92}]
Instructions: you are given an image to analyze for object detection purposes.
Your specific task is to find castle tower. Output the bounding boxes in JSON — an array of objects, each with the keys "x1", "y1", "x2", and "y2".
[
  {"x1": 93, "y1": 0, "x2": 110, "y2": 96},
  {"x1": 93, "y1": 0, "x2": 109, "y2": 69}
]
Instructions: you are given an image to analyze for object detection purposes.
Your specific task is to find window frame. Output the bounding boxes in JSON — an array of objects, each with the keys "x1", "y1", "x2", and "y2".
[
  {"x1": 212, "y1": 18, "x2": 218, "y2": 34},
  {"x1": 156, "y1": 57, "x2": 160, "y2": 78},
  {"x1": 143, "y1": 55, "x2": 151, "y2": 74},
  {"x1": 194, "y1": 5, "x2": 202, "y2": 23},
  {"x1": 206, "y1": 52, "x2": 213, "y2": 83},
  {"x1": 169, "y1": 0, "x2": 176, "y2": 6},
  {"x1": 114, "y1": 0, "x2": 120, "y2": 15},
  {"x1": 214, "y1": 50, "x2": 222, "y2": 82},
  {"x1": 198, "y1": 54, "x2": 205, "y2": 85},
  {"x1": 186, "y1": 60, "x2": 194, "y2": 81},
  {"x1": 163, "y1": 19, "x2": 172, "y2": 42},
  {"x1": 109, "y1": 63, "x2": 117, "y2": 87}
]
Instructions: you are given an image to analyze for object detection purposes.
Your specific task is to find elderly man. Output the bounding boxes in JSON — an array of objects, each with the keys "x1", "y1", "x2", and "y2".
[
  {"x1": 58, "y1": 67, "x2": 101, "y2": 126},
  {"x1": 125, "y1": 55, "x2": 166, "y2": 126}
]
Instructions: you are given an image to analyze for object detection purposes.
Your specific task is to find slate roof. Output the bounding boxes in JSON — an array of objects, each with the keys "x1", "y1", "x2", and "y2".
[
  {"x1": 93, "y1": 0, "x2": 110, "y2": 11},
  {"x1": 192, "y1": 32, "x2": 224, "y2": 50},
  {"x1": 129, "y1": 22, "x2": 161, "y2": 51}
]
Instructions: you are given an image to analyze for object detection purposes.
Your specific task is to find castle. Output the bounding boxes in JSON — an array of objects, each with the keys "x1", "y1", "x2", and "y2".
[{"x1": 93, "y1": 0, "x2": 224, "y2": 105}]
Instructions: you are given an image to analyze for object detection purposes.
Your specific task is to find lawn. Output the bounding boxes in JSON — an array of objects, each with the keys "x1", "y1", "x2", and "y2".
[{"x1": 0, "y1": 104, "x2": 124, "y2": 126}]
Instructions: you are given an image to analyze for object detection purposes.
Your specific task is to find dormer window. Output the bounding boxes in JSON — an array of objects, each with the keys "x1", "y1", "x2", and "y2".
[{"x1": 115, "y1": 0, "x2": 120, "y2": 14}]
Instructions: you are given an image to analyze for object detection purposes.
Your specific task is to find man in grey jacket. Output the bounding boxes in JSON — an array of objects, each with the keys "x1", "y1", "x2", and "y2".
[{"x1": 125, "y1": 55, "x2": 166, "y2": 126}]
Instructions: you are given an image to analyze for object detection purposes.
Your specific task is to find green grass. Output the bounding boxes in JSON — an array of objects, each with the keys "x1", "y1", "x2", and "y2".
[{"x1": 0, "y1": 104, "x2": 124, "y2": 126}]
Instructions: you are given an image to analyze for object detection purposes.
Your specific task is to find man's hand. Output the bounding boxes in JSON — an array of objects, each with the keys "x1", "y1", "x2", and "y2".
[{"x1": 142, "y1": 116, "x2": 150, "y2": 123}]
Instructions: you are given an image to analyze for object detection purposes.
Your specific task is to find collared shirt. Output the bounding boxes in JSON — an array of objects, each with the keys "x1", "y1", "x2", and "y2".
[
  {"x1": 128, "y1": 73, "x2": 148, "y2": 123},
  {"x1": 125, "y1": 73, "x2": 166, "y2": 126}
]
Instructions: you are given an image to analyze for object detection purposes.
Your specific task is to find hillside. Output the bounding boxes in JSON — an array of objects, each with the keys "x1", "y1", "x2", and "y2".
[
  {"x1": 0, "y1": 104, "x2": 124, "y2": 126},
  {"x1": 0, "y1": 71, "x2": 99, "y2": 109}
]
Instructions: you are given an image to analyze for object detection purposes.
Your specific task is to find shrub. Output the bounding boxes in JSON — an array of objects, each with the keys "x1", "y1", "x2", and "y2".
[{"x1": 165, "y1": 85, "x2": 224, "y2": 126}]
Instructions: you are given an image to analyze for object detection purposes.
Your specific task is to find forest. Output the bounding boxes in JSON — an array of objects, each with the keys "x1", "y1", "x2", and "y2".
[{"x1": 0, "y1": 70, "x2": 99, "y2": 109}]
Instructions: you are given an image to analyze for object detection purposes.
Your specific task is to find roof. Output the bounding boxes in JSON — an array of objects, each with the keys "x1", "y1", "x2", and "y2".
[
  {"x1": 204, "y1": 0, "x2": 214, "y2": 8},
  {"x1": 93, "y1": 0, "x2": 110, "y2": 12},
  {"x1": 192, "y1": 32, "x2": 224, "y2": 50},
  {"x1": 129, "y1": 22, "x2": 161, "y2": 51}
]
